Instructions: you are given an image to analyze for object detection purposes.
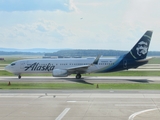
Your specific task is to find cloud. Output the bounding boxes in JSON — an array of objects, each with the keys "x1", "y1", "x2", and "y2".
[
  {"x1": 0, "y1": 0, "x2": 76, "y2": 12},
  {"x1": 0, "y1": 20, "x2": 76, "y2": 48},
  {"x1": 0, "y1": 0, "x2": 159, "y2": 51}
]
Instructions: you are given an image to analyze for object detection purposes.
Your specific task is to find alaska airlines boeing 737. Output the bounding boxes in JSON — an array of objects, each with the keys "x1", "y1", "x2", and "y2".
[{"x1": 5, "y1": 31, "x2": 153, "y2": 79}]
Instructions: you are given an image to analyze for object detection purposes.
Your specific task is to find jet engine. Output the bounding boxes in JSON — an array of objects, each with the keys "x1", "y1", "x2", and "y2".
[{"x1": 52, "y1": 69, "x2": 68, "y2": 77}]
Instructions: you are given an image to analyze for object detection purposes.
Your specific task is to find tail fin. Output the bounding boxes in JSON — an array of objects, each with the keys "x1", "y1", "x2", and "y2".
[{"x1": 124, "y1": 31, "x2": 153, "y2": 60}]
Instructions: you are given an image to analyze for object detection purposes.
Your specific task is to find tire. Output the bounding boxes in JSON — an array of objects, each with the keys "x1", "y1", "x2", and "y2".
[{"x1": 76, "y1": 74, "x2": 81, "y2": 79}]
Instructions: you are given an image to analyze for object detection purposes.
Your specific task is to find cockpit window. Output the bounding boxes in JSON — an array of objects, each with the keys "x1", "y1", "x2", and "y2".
[{"x1": 11, "y1": 63, "x2": 16, "y2": 66}]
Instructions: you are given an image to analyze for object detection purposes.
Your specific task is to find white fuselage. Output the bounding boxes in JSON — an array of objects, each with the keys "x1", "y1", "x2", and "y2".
[{"x1": 5, "y1": 57, "x2": 117, "y2": 75}]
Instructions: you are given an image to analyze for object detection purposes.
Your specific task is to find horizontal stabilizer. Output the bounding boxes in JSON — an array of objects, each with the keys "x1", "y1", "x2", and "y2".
[{"x1": 136, "y1": 57, "x2": 152, "y2": 62}]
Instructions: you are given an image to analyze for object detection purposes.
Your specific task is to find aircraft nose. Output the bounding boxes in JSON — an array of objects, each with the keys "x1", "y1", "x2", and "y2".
[{"x1": 5, "y1": 65, "x2": 11, "y2": 72}]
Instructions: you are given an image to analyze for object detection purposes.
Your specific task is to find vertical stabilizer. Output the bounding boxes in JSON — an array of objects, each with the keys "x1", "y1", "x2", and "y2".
[{"x1": 125, "y1": 31, "x2": 153, "y2": 60}]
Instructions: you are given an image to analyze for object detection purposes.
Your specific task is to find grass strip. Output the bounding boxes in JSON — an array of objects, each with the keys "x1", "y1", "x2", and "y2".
[{"x1": 1, "y1": 82, "x2": 160, "y2": 90}]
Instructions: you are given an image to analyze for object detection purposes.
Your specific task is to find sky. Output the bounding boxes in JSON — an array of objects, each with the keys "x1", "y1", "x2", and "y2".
[{"x1": 0, "y1": 0, "x2": 159, "y2": 51}]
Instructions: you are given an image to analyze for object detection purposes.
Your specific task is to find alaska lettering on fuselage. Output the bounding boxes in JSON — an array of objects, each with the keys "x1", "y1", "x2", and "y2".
[{"x1": 24, "y1": 62, "x2": 55, "y2": 71}]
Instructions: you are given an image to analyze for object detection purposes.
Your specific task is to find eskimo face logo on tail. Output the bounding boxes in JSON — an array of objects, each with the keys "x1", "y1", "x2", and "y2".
[{"x1": 136, "y1": 41, "x2": 148, "y2": 56}]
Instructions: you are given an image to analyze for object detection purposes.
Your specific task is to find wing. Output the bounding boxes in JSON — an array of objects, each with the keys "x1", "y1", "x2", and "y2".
[
  {"x1": 67, "y1": 65, "x2": 90, "y2": 74},
  {"x1": 66, "y1": 55, "x2": 101, "y2": 74}
]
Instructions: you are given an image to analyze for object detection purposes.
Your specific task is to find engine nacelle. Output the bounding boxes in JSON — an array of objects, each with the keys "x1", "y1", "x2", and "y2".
[{"x1": 52, "y1": 69, "x2": 68, "y2": 77}]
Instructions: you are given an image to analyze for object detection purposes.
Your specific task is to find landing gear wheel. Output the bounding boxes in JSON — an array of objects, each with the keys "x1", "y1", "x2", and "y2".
[
  {"x1": 76, "y1": 74, "x2": 81, "y2": 79},
  {"x1": 18, "y1": 75, "x2": 21, "y2": 79}
]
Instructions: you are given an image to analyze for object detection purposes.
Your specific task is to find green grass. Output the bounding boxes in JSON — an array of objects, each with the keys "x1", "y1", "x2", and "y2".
[
  {"x1": 0, "y1": 70, "x2": 15, "y2": 76},
  {"x1": 0, "y1": 65, "x2": 7, "y2": 67},
  {"x1": 0, "y1": 58, "x2": 21, "y2": 64},
  {"x1": 1, "y1": 82, "x2": 160, "y2": 90},
  {"x1": 0, "y1": 56, "x2": 42, "y2": 64},
  {"x1": 99, "y1": 83, "x2": 160, "y2": 89},
  {"x1": 0, "y1": 83, "x2": 94, "y2": 89},
  {"x1": 0, "y1": 70, "x2": 52, "y2": 76}
]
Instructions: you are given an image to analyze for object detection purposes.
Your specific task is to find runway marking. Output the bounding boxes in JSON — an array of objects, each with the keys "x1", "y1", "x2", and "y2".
[
  {"x1": 67, "y1": 100, "x2": 88, "y2": 103},
  {"x1": 128, "y1": 108, "x2": 158, "y2": 120},
  {"x1": 55, "y1": 108, "x2": 70, "y2": 120},
  {"x1": 115, "y1": 104, "x2": 156, "y2": 107},
  {"x1": 67, "y1": 101, "x2": 77, "y2": 103}
]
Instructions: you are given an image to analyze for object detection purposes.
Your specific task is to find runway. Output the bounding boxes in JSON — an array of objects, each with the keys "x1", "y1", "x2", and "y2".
[
  {"x1": 0, "y1": 76, "x2": 160, "y2": 83},
  {"x1": 0, "y1": 90, "x2": 160, "y2": 120}
]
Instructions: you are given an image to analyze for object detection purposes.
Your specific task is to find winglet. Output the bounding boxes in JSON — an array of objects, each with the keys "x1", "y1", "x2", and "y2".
[{"x1": 92, "y1": 55, "x2": 101, "y2": 65}]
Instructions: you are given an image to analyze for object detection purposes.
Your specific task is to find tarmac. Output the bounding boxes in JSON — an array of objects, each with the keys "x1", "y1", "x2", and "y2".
[
  {"x1": 0, "y1": 90, "x2": 160, "y2": 120},
  {"x1": 0, "y1": 76, "x2": 160, "y2": 120}
]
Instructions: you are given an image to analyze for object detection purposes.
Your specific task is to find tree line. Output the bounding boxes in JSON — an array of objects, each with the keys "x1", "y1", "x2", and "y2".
[
  {"x1": 45, "y1": 50, "x2": 160, "y2": 57},
  {"x1": 1, "y1": 50, "x2": 160, "y2": 57}
]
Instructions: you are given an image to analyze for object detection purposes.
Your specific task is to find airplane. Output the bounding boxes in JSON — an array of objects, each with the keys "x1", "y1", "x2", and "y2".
[{"x1": 5, "y1": 30, "x2": 153, "y2": 79}]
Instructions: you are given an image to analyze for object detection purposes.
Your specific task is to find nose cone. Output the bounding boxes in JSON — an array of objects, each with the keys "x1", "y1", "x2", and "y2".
[{"x1": 5, "y1": 65, "x2": 12, "y2": 72}]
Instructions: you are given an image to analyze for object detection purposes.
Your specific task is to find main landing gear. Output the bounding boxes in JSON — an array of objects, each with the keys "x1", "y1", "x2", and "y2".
[
  {"x1": 76, "y1": 74, "x2": 81, "y2": 79},
  {"x1": 18, "y1": 75, "x2": 21, "y2": 79}
]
